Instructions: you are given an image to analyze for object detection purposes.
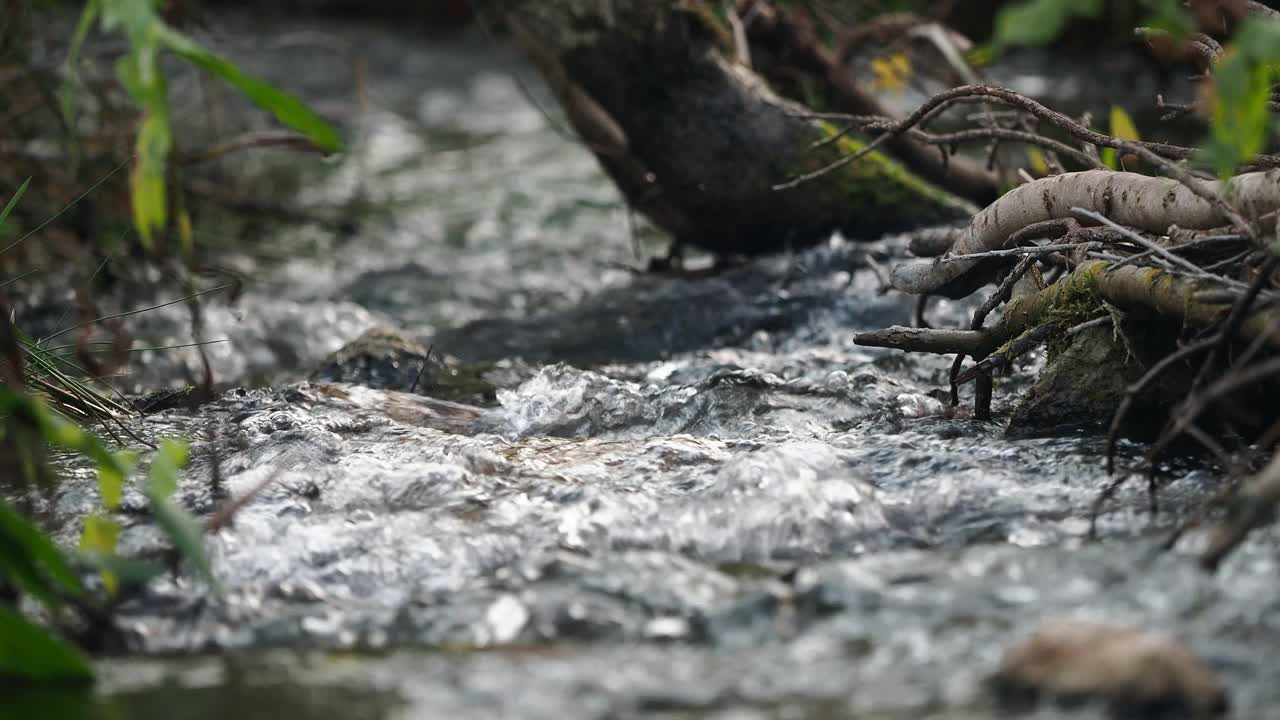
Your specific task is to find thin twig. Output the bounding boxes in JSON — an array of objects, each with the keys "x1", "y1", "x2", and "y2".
[{"x1": 1104, "y1": 337, "x2": 1218, "y2": 474}]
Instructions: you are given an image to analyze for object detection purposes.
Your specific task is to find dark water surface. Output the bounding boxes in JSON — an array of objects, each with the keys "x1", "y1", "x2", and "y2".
[{"x1": 17, "y1": 14, "x2": 1280, "y2": 720}]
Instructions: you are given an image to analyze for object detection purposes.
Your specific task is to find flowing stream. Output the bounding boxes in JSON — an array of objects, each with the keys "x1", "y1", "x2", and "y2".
[{"x1": 17, "y1": 15, "x2": 1280, "y2": 720}]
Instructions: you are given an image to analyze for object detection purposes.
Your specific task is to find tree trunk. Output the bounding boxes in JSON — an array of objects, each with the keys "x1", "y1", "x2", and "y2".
[{"x1": 481, "y1": 0, "x2": 976, "y2": 257}]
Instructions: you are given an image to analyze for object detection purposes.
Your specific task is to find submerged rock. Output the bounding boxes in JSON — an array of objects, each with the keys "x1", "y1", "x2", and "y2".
[
  {"x1": 990, "y1": 620, "x2": 1228, "y2": 718},
  {"x1": 312, "y1": 326, "x2": 439, "y2": 393},
  {"x1": 312, "y1": 326, "x2": 499, "y2": 406}
]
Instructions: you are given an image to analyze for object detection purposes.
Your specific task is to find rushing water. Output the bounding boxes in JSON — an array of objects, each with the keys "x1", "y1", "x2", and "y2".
[{"x1": 14, "y1": 14, "x2": 1280, "y2": 720}]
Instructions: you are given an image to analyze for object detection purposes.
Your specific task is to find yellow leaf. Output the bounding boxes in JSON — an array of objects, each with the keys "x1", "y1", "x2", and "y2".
[
  {"x1": 1109, "y1": 106, "x2": 1141, "y2": 141},
  {"x1": 177, "y1": 205, "x2": 194, "y2": 260},
  {"x1": 1103, "y1": 106, "x2": 1141, "y2": 170},
  {"x1": 871, "y1": 53, "x2": 912, "y2": 93},
  {"x1": 130, "y1": 111, "x2": 172, "y2": 248},
  {"x1": 1025, "y1": 146, "x2": 1049, "y2": 176}
]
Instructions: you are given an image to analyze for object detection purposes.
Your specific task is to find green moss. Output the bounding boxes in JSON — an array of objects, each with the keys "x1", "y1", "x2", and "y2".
[
  {"x1": 676, "y1": 0, "x2": 736, "y2": 54},
  {"x1": 430, "y1": 361, "x2": 500, "y2": 407},
  {"x1": 800, "y1": 121, "x2": 977, "y2": 229},
  {"x1": 1000, "y1": 265, "x2": 1108, "y2": 364}
]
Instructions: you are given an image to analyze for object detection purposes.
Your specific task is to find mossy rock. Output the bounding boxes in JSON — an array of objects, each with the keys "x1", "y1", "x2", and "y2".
[
  {"x1": 312, "y1": 327, "x2": 499, "y2": 406},
  {"x1": 1006, "y1": 312, "x2": 1190, "y2": 438},
  {"x1": 312, "y1": 327, "x2": 435, "y2": 391},
  {"x1": 429, "y1": 361, "x2": 501, "y2": 407}
]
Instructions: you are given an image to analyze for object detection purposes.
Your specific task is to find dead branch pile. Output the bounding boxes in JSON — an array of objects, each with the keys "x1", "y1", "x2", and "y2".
[
  {"x1": 842, "y1": 73, "x2": 1280, "y2": 569},
  {"x1": 493, "y1": 0, "x2": 1280, "y2": 567}
]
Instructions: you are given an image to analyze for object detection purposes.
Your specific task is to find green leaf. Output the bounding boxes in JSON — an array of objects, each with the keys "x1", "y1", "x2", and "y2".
[
  {"x1": 96, "y1": 0, "x2": 341, "y2": 246},
  {"x1": 104, "y1": 0, "x2": 171, "y2": 247},
  {"x1": 5, "y1": 388, "x2": 131, "y2": 490},
  {"x1": 0, "y1": 497, "x2": 83, "y2": 608},
  {"x1": 78, "y1": 551, "x2": 166, "y2": 590},
  {"x1": 0, "y1": 605, "x2": 94, "y2": 683},
  {"x1": 0, "y1": 178, "x2": 30, "y2": 232},
  {"x1": 158, "y1": 27, "x2": 343, "y2": 152},
  {"x1": 129, "y1": 111, "x2": 172, "y2": 247},
  {"x1": 149, "y1": 496, "x2": 219, "y2": 594},
  {"x1": 79, "y1": 515, "x2": 121, "y2": 595},
  {"x1": 1140, "y1": 0, "x2": 1195, "y2": 38},
  {"x1": 97, "y1": 450, "x2": 135, "y2": 512},
  {"x1": 989, "y1": 0, "x2": 1104, "y2": 55},
  {"x1": 99, "y1": 0, "x2": 150, "y2": 36},
  {"x1": 78, "y1": 516, "x2": 120, "y2": 557},
  {"x1": 143, "y1": 440, "x2": 219, "y2": 593},
  {"x1": 1025, "y1": 146, "x2": 1049, "y2": 176},
  {"x1": 1201, "y1": 19, "x2": 1280, "y2": 180},
  {"x1": 146, "y1": 439, "x2": 188, "y2": 499},
  {"x1": 61, "y1": 0, "x2": 103, "y2": 147}
]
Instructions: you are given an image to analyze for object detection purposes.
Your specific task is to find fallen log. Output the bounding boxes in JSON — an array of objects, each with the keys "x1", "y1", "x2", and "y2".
[
  {"x1": 481, "y1": 0, "x2": 976, "y2": 258},
  {"x1": 859, "y1": 259, "x2": 1280, "y2": 359},
  {"x1": 892, "y1": 169, "x2": 1280, "y2": 297}
]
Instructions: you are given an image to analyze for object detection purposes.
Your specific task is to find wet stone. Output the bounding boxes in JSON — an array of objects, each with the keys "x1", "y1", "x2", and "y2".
[
  {"x1": 990, "y1": 621, "x2": 1229, "y2": 719},
  {"x1": 311, "y1": 326, "x2": 439, "y2": 393},
  {"x1": 311, "y1": 326, "x2": 504, "y2": 406}
]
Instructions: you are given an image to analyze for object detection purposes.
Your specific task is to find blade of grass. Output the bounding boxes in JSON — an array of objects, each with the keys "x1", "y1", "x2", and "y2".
[
  {"x1": 0, "y1": 156, "x2": 133, "y2": 257},
  {"x1": 0, "y1": 178, "x2": 32, "y2": 229},
  {"x1": 39, "y1": 283, "x2": 231, "y2": 344}
]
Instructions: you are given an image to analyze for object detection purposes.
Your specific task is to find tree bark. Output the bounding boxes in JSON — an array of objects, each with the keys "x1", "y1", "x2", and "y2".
[
  {"x1": 482, "y1": 0, "x2": 976, "y2": 257},
  {"x1": 892, "y1": 169, "x2": 1280, "y2": 297}
]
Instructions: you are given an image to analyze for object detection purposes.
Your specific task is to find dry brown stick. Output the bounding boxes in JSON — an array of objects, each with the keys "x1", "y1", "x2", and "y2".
[
  {"x1": 1162, "y1": 471, "x2": 1246, "y2": 551},
  {"x1": 929, "y1": 239, "x2": 1099, "y2": 263},
  {"x1": 1065, "y1": 315, "x2": 1113, "y2": 336},
  {"x1": 949, "y1": 251, "x2": 1040, "y2": 406},
  {"x1": 1074, "y1": 208, "x2": 1207, "y2": 276},
  {"x1": 853, "y1": 325, "x2": 989, "y2": 354},
  {"x1": 1008, "y1": 261, "x2": 1280, "y2": 347},
  {"x1": 954, "y1": 321, "x2": 1059, "y2": 385},
  {"x1": 1106, "y1": 234, "x2": 1246, "y2": 272},
  {"x1": 180, "y1": 131, "x2": 331, "y2": 166},
  {"x1": 803, "y1": 111, "x2": 1105, "y2": 170},
  {"x1": 783, "y1": 84, "x2": 1280, "y2": 192},
  {"x1": 908, "y1": 227, "x2": 958, "y2": 257},
  {"x1": 1104, "y1": 336, "x2": 1219, "y2": 475},
  {"x1": 205, "y1": 465, "x2": 288, "y2": 533},
  {"x1": 1122, "y1": 144, "x2": 1257, "y2": 241},
  {"x1": 1148, "y1": 353, "x2": 1280, "y2": 467},
  {"x1": 1200, "y1": 447, "x2": 1280, "y2": 570},
  {"x1": 1183, "y1": 422, "x2": 1240, "y2": 476},
  {"x1": 1204, "y1": 249, "x2": 1254, "y2": 272},
  {"x1": 1152, "y1": 254, "x2": 1280, "y2": 464},
  {"x1": 746, "y1": 8, "x2": 1000, "y2": 201},
  {"x1": 1089, "y1": 467, "x2": 1142, "y2": 538}
]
